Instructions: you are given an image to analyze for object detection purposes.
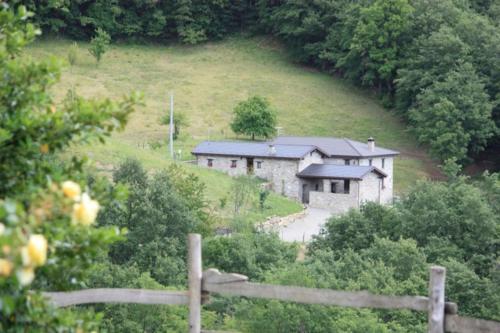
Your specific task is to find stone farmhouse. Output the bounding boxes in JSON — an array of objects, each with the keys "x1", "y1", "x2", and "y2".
[{"x1": 192, "y1": 136, "x2": 399, "y2": 214}]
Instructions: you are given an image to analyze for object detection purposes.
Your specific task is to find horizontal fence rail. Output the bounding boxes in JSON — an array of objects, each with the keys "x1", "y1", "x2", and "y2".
[
  {"x1": 41, "y1": 234, "x2": 500, "y2": 333},
  {"x1": 43, "y1": 288, "x2": 189, "y2": 307},
  {"x1": 203, "y1": 268, "x2": 450, "y2": 313}
]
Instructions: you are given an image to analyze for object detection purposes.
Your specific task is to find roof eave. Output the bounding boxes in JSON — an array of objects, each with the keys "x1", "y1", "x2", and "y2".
[
  {"x1": 192, "y1": 152, "x2": 302, "y2": 160},
  {"x1": 296, "y1": 174, "x2": 363, "y2": 181}
]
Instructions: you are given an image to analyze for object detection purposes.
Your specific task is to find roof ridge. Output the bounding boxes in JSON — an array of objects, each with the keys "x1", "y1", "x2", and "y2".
[{"x1": 343, "y1": 138, "x2": 362, "y2": 157}]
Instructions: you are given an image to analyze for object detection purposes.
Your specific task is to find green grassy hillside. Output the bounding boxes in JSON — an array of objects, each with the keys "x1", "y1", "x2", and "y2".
[{"x1": 27, "y1": 36, "x2": 439, "y2": 222}]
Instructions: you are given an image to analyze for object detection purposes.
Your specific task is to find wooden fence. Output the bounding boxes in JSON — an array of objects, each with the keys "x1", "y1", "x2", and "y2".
[{"x1": 43, "y1": 234, "x2": 500, "y2": 333}]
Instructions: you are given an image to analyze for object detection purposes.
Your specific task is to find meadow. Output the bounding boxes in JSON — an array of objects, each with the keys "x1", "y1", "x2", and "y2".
[{"x1": 27, "y1": 36, "x2": 439, "y2": 223}]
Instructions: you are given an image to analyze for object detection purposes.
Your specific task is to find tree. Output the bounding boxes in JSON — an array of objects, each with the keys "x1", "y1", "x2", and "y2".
[
  {"x1": 89, "y1": 27, "x2": 111, "y2": 63},
  {"x1": 161, "y1": 112, "x2": 190, "y2": 140},
  {"x1": 346, "y1": 0, "x2": 413, "y2": 92},
  {"x1": 99, "y1": 159, "x2": 209, "y2": 286},
  {"x1": 408, "y1": 63, "x2": 495, "y2": 162},
  {"x1": 231, "y1": 96, "x2": 277, "y2": 140},
  {"x1": 230, "y1": 175, "x2": 256, "y2": 214}
]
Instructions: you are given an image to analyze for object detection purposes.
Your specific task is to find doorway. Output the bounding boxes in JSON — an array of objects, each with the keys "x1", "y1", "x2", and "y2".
[
  {"x1": 247, "y1": 158, "x2": 254, "y2": 175},
  {"x1": 302, "y1": 184, "x2": 309, "y2": 204}
]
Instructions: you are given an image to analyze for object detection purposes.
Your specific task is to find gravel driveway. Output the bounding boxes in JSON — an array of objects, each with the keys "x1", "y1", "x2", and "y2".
[{"x1": 276, "y1": 207, "x2": 332, "y2": 243}]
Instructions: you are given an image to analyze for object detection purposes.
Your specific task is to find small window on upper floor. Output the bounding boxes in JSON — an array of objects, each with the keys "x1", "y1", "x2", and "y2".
[
  {"x1": 344, "y1": 159, "x2": 350, "y2": 165},
  {"x1": 256, "y1": 161, "x2": 262, "y2": 169},
  {"x1": 369, "y1": 159, "x2": 372, "y2": 166},
  {"x1": 207, "y1": 159, "x2": 213, "y2": 167},
  {"x1": 231, "y1": 160, "x2": 237, "y2": 168},
  {"x1": 382, "y1": 158, "x2": 385, "y2": 169}
]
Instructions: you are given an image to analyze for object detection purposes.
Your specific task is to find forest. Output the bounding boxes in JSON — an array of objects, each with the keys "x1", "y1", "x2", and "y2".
[
  {"x1": 0, "y1": 1, "x2": 499, "y2": 332},
  {"x1": 17, "y1": 0, "x2": 500, "y2": 167}
]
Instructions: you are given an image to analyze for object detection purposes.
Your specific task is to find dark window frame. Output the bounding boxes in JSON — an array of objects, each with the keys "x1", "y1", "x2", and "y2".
[
  {"x1": 382, "y1": 158, "x2": 385, "y2": 169},
  {"x1": 344, "y1": 159, "x2": 350, "y2": 165},
  {"x1": 330, "y1": 182, "x2": 337, "y2": 193},
  {"x1": 256, "y1": 161, "x2": 262, "y2": 169},
  {"x1": 230, "y1": 160, "x2": 237, "y2": 168},
  {"x1": 369, "y1": 159, "x2": 372, "y2": 166},
  {"x1": 207, "y1": 159, "x2": 213, "y2": 167}
]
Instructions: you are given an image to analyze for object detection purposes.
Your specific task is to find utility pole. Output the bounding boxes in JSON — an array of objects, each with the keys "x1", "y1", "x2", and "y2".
[{"x1": 169, "y1": 92, "x2": 174, "y2": 159}]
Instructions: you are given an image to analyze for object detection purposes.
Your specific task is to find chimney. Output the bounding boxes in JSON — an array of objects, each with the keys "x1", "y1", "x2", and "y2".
[
  {"x1": 269, "y1": 144, "x2": 276, "y2": 155},
  {"x1": 367, "y1": 137, "x2": 375, "y2": 152}
]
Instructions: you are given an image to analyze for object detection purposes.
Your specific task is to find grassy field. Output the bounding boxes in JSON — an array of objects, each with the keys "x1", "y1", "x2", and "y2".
[{"x1": 27, "y1": 36, "x2": 439, "y2": 222}]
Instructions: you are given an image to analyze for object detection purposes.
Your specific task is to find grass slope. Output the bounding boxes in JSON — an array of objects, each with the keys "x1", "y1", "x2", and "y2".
[{"x1": 27, "y1": 36, "x2": 439, "y2": 222}]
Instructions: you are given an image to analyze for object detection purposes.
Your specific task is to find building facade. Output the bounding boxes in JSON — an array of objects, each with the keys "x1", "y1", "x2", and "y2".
[{"x1": 192, "y1": 136, "x2": 399, "y2": 214}]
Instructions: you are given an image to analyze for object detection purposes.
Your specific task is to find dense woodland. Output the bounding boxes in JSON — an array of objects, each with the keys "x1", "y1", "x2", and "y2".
[
  {"x1": 1, "y1": 2, "x2": 500, "y2": 332},
  {"x1": 19, "y1": 0, "x2": 500, "y2": 166}
]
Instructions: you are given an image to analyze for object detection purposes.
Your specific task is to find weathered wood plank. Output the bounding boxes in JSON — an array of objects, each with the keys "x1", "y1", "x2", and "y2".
[
  {"x1": 202, "y1": 269, "x2": 459, "y2": 314},
  {"x1": 188, "y1": 233, "x2": 202, "y2": 333},
  {"x1": 445, "y1": 315, "x2": 500, "y2": 333},
  {"x1": 428, "y1": 266, "x2": 446, "y2": 333},
  {"x1": 203, "y1": 271, "x2": 428, "y2": 312},
  {"x1": 43, "y1": 289, "x2": 189, "y2": 307}
]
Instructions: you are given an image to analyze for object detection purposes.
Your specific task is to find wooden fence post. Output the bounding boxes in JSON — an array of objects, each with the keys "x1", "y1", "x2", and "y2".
[
  {"x1": 188, "y1": 234, "x2": 202, "y2": 333},
  {"x1": 428, "y1": 266, "x2": 446, "y2": 333}
]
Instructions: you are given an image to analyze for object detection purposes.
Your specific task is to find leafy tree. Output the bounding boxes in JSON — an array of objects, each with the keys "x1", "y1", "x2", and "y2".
[
  {"x1": 230, "y1": 175, "x2": 257, "y2": 214},
  {"x1": 0, "y1": 5, "x2": 138, "y2": 331},
  {"x1": 408, "y1": 63, "x2": 495, "y2": 162},
  {"x1": 161, "y1": 112, "x2": 190, "y2": 140},
  {"x1": 231, "y1": 96, "x2": 277, "y2": 140},
  {"x1": 346, "y1": 0, "x2": 413, "y2": 92},
  {"x1": 395, "y1": 25, "x2": 471, "y2": 114},
  {"x1": 99, "y1": 159, "x2": 208, "y2": 286},
  {"x1": 203, "y1": 232, "x2": 297, "y2": 281},
  {"x1": 89, "y1": 27, "x2": 111, "y2": 63}
]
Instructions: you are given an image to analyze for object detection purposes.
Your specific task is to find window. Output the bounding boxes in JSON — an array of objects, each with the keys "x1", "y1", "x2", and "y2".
[
  {"x1": 207, "y1": 159, "x2": 213, "y2": 167},
  {"x1": 315, "y1": 183, "x2": 319, "y2": 191},
  {"x1": 344, "y1": 159, "x2": 350, "y2": 165},
  {"x1": 381, "y1": 178, "x2": 386, "y2": 189},
  {"x1": 230, "y1": 160, "x2": 237, "y2": 168},
  {"x1": 256, "y1": 161, "x2": 262, "y2": 169},
  {"x1": 382, "y1": 158, "x2": 385, "y2": 169},
  {"x1": 369, "y1": 159, "x2": 372, "y2": 166},
  {"x1": 343, "y1": 180, "x2": 350, "y2": 194},
  {"x1": 330, "y1": 182, "x2": 337, "y2": 193}
]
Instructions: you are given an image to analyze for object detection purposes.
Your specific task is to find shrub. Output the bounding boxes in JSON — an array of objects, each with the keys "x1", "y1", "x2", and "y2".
[{"x1": 89, "y1": 27, "x2": 111, "y2": 63}]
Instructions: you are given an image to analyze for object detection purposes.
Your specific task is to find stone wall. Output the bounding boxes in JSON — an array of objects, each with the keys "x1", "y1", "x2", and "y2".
[
  {"x1": 359, "y1": 157, "x2": 393, "y2": 204},
  {"x1": 196, "y1": 155, "x2": 247, "y2": 177},
  {"x1": 258, "y1": 210, "x2": 307, "y2": 232},
  {"x1": 254, "y1": 158, "x2": 301, "y2": 199},
  {"x1": 309, "y1": 181, "x2": 360, "y2": 214},
  {"x1": 359, "y1": 172, "x2": 381, "y2": 203},
  {"x1": 298, "y1": 151, "x2": 323, "y2": 171},
  {"x1": 196, "y1": 154, "x2": 302, "y2": 200}
]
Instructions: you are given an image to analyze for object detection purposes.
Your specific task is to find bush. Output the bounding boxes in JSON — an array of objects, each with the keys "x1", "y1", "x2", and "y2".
[
  {"x1": 89, "y1": 27, "x2": 111, "y2": 63},
  {"x1": 0, "y1": 5, "x2": 138, "y2": 331},
  {"x1": 67, "y1": 42, "x2": 78, "y2": 66}
]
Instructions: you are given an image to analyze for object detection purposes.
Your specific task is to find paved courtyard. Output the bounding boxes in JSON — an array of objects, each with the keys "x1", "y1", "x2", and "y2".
[{"x1": 277, "y1": 207, "x2": 333, "y2": 243}]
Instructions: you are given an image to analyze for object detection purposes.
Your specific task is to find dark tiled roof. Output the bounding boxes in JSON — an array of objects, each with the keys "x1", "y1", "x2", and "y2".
[
  {"x1": 297, "y1": 164, "x2": 387, "y2": 180},
  {"x1": 271, "y1": 136, "x2": 399, "y2": 158},
  {"x1": 192, "y1": 141, "x2": 323, "y2": 159}
]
